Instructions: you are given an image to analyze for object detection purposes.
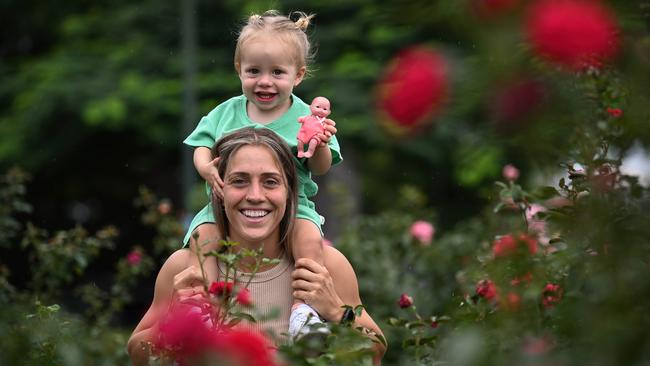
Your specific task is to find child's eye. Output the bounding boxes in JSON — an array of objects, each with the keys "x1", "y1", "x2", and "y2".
[
  {"x1": 272, "y1": 69, "x2": 284, "y2": 76},
  {"x1": 246, "y1": 68, "x2": 259, "y2": 75}
]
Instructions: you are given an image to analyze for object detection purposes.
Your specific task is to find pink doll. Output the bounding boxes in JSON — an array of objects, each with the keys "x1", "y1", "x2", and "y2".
[{"x1": 297, "y1": 96, "x2": 331, "y2": 158}]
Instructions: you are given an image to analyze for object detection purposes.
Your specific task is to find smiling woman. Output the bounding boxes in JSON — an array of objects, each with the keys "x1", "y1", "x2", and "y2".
[{"x1": 127, "y1": 127, "x2": 386, "y2": 365}]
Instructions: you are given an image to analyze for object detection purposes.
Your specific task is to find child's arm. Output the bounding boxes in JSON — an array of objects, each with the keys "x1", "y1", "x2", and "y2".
[
  {"x1": 193, "y1": 146, "x2": 223, "y2": 197},
  {"x1": 307, "y1": 118, "x2": 337, "y2": 176}
]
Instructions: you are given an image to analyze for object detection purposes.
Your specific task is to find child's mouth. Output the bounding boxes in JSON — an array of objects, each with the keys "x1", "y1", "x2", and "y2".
[{"x1": 256, "y1": 93, "x2": 276, "y2": 102}]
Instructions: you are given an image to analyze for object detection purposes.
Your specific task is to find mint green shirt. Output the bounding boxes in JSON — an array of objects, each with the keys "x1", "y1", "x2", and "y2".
[{"x1": 182, "y1": 94, "x2": 342, "y2": 244}]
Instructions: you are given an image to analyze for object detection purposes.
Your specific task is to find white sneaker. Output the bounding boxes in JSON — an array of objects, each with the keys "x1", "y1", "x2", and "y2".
[{"x1": 288, "y1": 304, "x2": 329, "y2": 341}]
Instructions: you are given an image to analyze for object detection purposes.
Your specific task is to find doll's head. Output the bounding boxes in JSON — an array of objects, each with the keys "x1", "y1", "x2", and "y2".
[{"x1": 310, "y1": 97, "x2": 331, "y2": 118}]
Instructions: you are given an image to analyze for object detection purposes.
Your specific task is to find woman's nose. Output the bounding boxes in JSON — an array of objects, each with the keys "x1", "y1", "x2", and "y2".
[{"x1": 245, "y1": 183, "x2": 264, "y2": 201}]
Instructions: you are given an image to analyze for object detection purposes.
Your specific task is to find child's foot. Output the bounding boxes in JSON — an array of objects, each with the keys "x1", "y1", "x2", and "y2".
[{"x1": 288, "y1": 303, "x2": 329, "y2": 341}]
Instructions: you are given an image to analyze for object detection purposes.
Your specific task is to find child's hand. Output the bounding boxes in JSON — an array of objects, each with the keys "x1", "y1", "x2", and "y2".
[
  {"x1": 199, "y1": 157, "x2": 224, "y2": 199},
  {"x1": 317, "y1": 118, "x2": 337, "y2": 146}
]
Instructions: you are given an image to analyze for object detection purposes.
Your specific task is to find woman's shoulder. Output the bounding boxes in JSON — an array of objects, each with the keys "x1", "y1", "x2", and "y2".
[{"x1": 159, "y1": 249, "x2": 194, "y2": 277}]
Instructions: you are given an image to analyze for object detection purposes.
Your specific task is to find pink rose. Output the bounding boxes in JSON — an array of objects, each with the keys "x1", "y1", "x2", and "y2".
[
  {"x1": 127, "y1": 249, "x2": 142, "y2": 266},
  {"x1": 502, "y1": 164, "x2": 520, "y2": 181},
  {"x1": 398, "y1": 293, "x2": 414, "y2": 308},
  {"x1": 409, "y1": 220, "x2": 435, "y2": 245}
]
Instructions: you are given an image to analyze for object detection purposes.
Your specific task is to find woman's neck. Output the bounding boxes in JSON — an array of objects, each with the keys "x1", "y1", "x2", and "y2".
[{"x1": 229, "y1": 237, "x2": 283, "y2": 271}]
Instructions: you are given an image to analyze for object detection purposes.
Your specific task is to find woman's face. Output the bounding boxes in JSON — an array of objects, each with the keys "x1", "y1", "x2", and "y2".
[{"x1": 222, "y1": 145, "x2": 288, "y2": 245}]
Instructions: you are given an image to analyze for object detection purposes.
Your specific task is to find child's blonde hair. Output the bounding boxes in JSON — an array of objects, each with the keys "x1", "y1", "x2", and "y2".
[{"x1": 234, "y1": 10, "x2": 315, "y2": 75}]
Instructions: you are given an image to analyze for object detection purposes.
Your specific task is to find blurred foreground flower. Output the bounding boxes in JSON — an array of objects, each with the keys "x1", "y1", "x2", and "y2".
[
  {"x1": 155, "y1": 303, "x2": 277, "y2": 365},
  {"x1": 409, "y1": 220, "x2": 435, "y2": 245},
  {"x1": 376, "y1": 46, "x2": 449, "y2": 135},
  {"x1": 525, "y1": 0, "x2": 620, "y2": 70}
]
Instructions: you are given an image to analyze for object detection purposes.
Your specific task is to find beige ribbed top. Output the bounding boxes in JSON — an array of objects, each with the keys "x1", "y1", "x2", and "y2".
[{"x1": 218, "y1": 254, "x2": 294, "y2": 343}]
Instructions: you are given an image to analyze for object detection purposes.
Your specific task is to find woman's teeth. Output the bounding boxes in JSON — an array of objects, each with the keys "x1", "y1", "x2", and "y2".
[{"x1": 242, "y1": 210, "x2": 268, "y2": 218}]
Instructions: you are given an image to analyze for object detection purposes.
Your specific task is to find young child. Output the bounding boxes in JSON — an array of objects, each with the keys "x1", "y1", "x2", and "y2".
[{"x1": 182, "y1": 10, "x2": 341, "y2": 340}]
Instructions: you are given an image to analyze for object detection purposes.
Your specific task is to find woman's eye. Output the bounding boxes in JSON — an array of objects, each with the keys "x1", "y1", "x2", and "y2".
[
  {"x1": 264, "y1": 179, "x2": 280, "y2": 187},
  {"x1": 229, "y1": 178, "x2": 247, "y2": 186}
]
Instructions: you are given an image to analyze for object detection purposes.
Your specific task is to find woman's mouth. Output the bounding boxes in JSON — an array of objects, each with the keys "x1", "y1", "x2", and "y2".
[{"x1": 241, "y1": 209, "x2": 270, "y2": 218}]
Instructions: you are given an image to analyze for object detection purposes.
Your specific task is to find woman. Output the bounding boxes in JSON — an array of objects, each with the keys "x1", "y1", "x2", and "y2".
[{"x1": 127, "y1": 127, "x2": 385, "y2": 365}]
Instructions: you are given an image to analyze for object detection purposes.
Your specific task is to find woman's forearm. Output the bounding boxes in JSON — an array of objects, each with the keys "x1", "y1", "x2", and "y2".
[{"x1": 128, "y1": 327, "x2": 157, "y2": 366}]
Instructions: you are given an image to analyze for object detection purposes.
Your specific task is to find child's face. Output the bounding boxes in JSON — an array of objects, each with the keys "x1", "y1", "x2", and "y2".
[{"x1": 236, "y1": 37, "x2": 306, "y2": 123}]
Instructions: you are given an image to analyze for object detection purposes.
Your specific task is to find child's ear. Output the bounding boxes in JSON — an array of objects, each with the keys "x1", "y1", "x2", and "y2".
[
  {"x1": 294, "y1": 66, "x2": 306, "y2": 86},
  {"x1": 235, "y1": 62, "x2": 241, "y2": 75}
]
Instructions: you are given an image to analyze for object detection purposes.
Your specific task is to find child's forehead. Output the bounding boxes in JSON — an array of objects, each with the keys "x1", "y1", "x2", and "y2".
[{"x1": 241, "y1": 33, "x2": 301, "y2": 62}]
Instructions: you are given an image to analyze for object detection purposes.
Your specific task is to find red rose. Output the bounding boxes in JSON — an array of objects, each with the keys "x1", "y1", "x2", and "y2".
[
  {"x1": 209, "y1": 281, "x2": 234, "y2": 297},
  {"x1": 525, "y1": 0, "x2": 620, "y2": 70},
  {"x1": 493, "y1": 234, "x2": 538, "y2": 257},
  {"x1": 376, "y1": 47, "x2": 449, "y2": 135},
  {"x1": 506, "y1": 292, "x2": 521, "y2": 311},
  {"x1": 542, "y1": 283, "x2": 563, "y2": 308},
  {"x1": 491, "y1": 78, "x2": 546, "y2": 125},
  {"x1": 398, "y1": 293, "x2": 414, "y2": 308},
  {"x1": 235, "y1": 288, "x2": 252, "y2": 307},
  {"x1": 607, "y1": 107, "x2": 623, "y2": 118},
  {"x1": 476, "y1": 279, "x2": 498, "y2": 301}
]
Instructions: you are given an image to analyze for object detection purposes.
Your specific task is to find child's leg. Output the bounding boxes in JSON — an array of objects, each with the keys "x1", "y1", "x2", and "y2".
[
  {"x1": 187, "y1": 223, "x2": 223, "y2": 283},
  {"x1": 288, "y1": 218, "x2": 326, "y2": 339}
]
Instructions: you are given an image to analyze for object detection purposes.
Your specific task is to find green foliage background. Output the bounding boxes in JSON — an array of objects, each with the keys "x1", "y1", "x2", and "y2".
[{"x1": 1, "y1": 0, "x2": 650, "y2": 365}]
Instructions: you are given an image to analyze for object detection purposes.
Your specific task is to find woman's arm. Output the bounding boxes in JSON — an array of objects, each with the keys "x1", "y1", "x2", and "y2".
[
  {"x1": 127, "y1": 249, "x2": 205, "y2": 366},
  {"x1": 292, "y1": 246, "x2": 387, "y2": 362}
]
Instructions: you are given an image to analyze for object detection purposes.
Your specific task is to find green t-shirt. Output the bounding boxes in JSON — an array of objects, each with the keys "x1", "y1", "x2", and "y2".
[{"x1": 182, "y1": 94, "x2": 342, "y2": 244}]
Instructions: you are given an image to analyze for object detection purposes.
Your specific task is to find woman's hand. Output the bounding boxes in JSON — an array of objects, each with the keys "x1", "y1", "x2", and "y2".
[
  {"x1": 292, "y1": 258, "x2": 345, "y2": 322},
  {"x1": 171, "y1": 265, "x2": 208, "y2": 309}
]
